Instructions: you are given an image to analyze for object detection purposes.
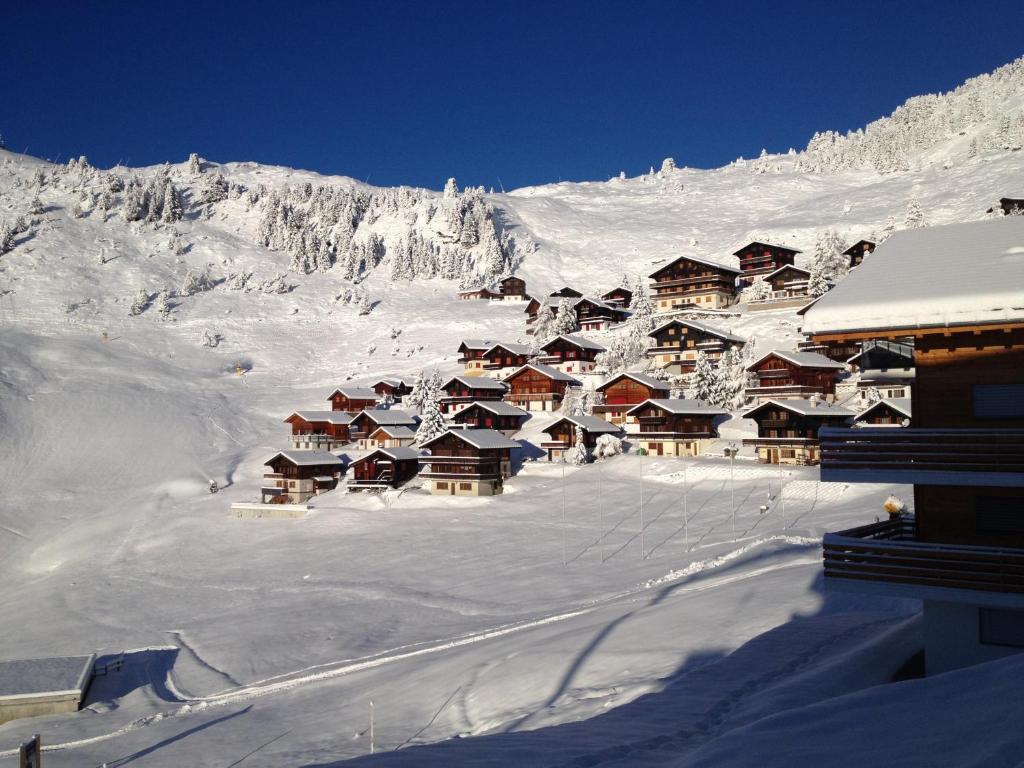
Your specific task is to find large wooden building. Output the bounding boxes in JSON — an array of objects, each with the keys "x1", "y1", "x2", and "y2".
[
  {"x1": 503, "y1": 363, "x2": 581, "y2": 412},
  {"x1": 624, "y1": 399, "x2": 728, "y2": 457},
  {"x1": 349, "y1": 409, "x2": 419, "y2": 448},
  {"x1": 498, "y1": 275, "x2": 528, "y2": 300},
  {"x1": 262, "y1": 450, "x2": 345, "y2": 504},
  {"x1": 648, "y1": 255, "x2": 741, "y2": 312},
  {"x1": 742, "y1": 399, "x2": 854, "y2": 465},
  {"x1": 803, "y1": 217, "x2": 1024, "y2": 675},
  {"x1": 371, "y1": 378, "x2": 413, "y2": 401},
  {"x1": 419, "y1": 429, "x2": 521, "y2": 496},
  {"x1": 732, "y1": 241, "x2": 801, "y2": 285},
  {"x1": 439, "y1": 376, "x2": 509, "y2": 414},
  {"x1": 328, "y1": 387, "x2": 379, "y2": 413},
  {"x1": 745, "y1": 350, "x2": 845, "y2": 403},
  {"x1": 648, "y1": 318, "x2": 746, "y2": 374},
  {"x1": 574, "y1": 297, "x2": 628, "y2": 331},
  {"x1": 479, "y1": 342, "x2": 534, "y2": 379},
  {"x1": 539, "y1": 334, "x2": 606, "y2": 374},
  {"x1": 746, "y1": 265, "x2": 812, "y2": 311},
  {"x1": 284, "y1": 411, "x2": 354, "y2": 450},
  {"x1": 601, "y1": 286, "x2": 633, "y2": 309},
  {"x1": 448, "y1": 400, "x2": 530, "y2": 436},
  {"x1": 457, "y1": 339, "x2": 498, "y2": 375},
  {"x1": 348, "y1": 447, "x2": 421, "y2": 490},
  {"x1": 594, "y1": 371, "x2": 671, "y2": 425},
  {"x1": 541, "y1": 414, "x2": 622, "y2": 462}
]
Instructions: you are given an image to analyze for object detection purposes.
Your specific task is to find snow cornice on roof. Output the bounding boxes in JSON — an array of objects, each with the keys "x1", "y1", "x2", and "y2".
[
  {"x1": 648, "y1": 253, "x2": 741, "y2": 278},
  {"x1": 732, "y1": 240, "x2": 802, "y2": 256},
  {"x1": 742, "y1": 399, "x2": 855, "y2": 419},
  {"x1": 746, "y1": 349, "x2": 846, "y2": 371},
  {"x1": 649, "y1": 318, "x2": 746, "y2": 343}
]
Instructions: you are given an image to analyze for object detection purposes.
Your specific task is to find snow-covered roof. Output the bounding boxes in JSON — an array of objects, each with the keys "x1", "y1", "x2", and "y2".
[
  {"x1": 358, "y1": 446, "x2": 422, "y2": 462},
  {"x1": 763, "y1": 264, "x2": 811, "y2": 280},
  {"x1": 746, "y1": 349, "x2": 846, "y2": 371},
  {"x1": 423, "y1": 429, "x2": 522, "y2": 450},
  {"x1": 649, "y1": 318, "x2": 746, "y2": 343},
  {"x1": 601, "y1": 286, "x2": 632, "y2": 298},
  {"x1": 358, "y1": 409, "x2": 418, "y2": 425},
  {"x1": 482, "y1": 342, "x2": 533, "y2": 356},
  {"x1": 574, "y1": 296, "x2": 621, "y2": 312},
  {"x1": 265, "y1": 450, "x2": 345, "y2": 467},
  {"x1": 458, "y1": 339, "x2": 497, "y2": 351},
  {"x1": 328, "y1": 387, "x2": 378, "y2": 400},
  {"x1": 625, "y1": 398, "x2": 729, "y2": 417},
  {"x1": 743, "y1": 399, "x2": 855, "y2": 419},
  {"x1": 598, "y1": 371, "x2": 672, "y2": 391},
  {"x1": 542, "y1": 334, "x2": 607, "y2": 352},
  {"x1": 286, "y1": 411, "x2": 354, "y2": 425},
  {"x1": 801, "y1": 218, "x2": 1024, "y2": 335},
  {"x1": 649, "y1": 254, "x2": 741, "y2": 278},
  {"x1": 732, "y1": 240, "x2": 802, "y2": 256},
  {"x1": 842, "y1": 239, "x2": 876, "y2": 255},
  {"x1": 855, "y1": 398, "x2": 913, "y2": 421},
  {"x1": 547, "y1": 413, "x2": 622, "y2": 434},
  {"x1": 0, "y1": 655, "x2": 95, "y2": 699},
  {"x1": 457, "y1": 287, "x2": 498, "y2": 295},
  {"x1": 443, "y1": 375, "x2": 509, "y2": 391},
  {"x1": 454, "y1": 400, "x2": 530, "y2": 417},
  {"x1": 372, "y1": 377, "x2": 409, "y2": 388},
  {"x1": 369, "y1": 424, "x2": 416, "y2": 438},
  {"x1": 507, "y1": 363, "x2": 583, "y2": 383}
]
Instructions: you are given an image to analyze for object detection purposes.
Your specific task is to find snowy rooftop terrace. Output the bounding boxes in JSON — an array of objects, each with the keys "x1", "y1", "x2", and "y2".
[
  {"x1": 801, "y1": 217, "x2": 1024, "y2": 335},
  {"x1": 0, "y1": 655, "x2": 95, "y2": 699}
]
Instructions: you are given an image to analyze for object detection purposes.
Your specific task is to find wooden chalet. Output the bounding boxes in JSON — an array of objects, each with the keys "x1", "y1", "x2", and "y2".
[
  {"x1": 419, "y1": 429, "x2": 521, "y2": 496},
  {"x1": 574, "y1": 297, "x2": 628, "y2": 331},
  {"x1": 804, "y1": 217, "x2": 1024, "y2": 675},
  {"x1": 648, "y1": 255, "x2": 740, "y2": 312},
  {"x1": 745, "y1": 350, "x2": 845, "y2": 404},
  {"x1": 348, "y1": 447, "x2": 421, "y2": 490},
  {"x1": 479, "y1": 342, "x2": 534, "y2": 379},
  {"x1": 457, "y1": 287, "x2": 501, "y2": 301},
  {"x1": 539, "y1": 334, "x2": 606, "y2": 374},
  {"x1": 503, "y1": 363, "x2": 581, "y2": 412},
  {"x1": 523, "y1": 296, "x2": 555, "y2": 331},
  {"x1": 550, "y1": 286, "x2": 583, "y2": 298},
  {"x1": 349, "y1": 409, "x2": 419, "y2": 448},
  {"x1": 854, "y1": 398, "x2": 912, "y2": 427},
  {"x1": 795, "y1": 298, "x2": 861, "y2": 361},
  {"x1": 732, "y1": 241, "x2": 801, "y2": 285},
  {"x1": 541, "y1": 414, "x2": 622, "y2": 462},
  {"x1": 439, "y1": 375, "x2": 509, "y2": 414},
  {"x1": 371, "y1": 378, "x2": 413, "y2": 401},
  {"x1": 747, "y1": 265, "x2": 812, "y2": 311},
  {"x1": 847, "y1": 339, "x2": 915, "y2": 405},
  {"x1": 741, "y1": 399, "x2": 853, "y2": 465},
  {"x1": 366, "y1": 424, "x2": 417, "y2": 448},
  {"x1": 262, "y1": 450, "x2": 345, "y2": 504},
  {"x1": 601, "y1": 286, "x2": 633, "y2": 309},
  {"x1": 284, "y1": 411, "x2": 353, "y2": 451},
  {"x1": 457, "y1": 339, "x2": 497, "y2": 375},
  {"x1": 843, "y1": 239, "x2": 876, "y2": 268},
  {"x1": 594, "y1": 371, "x2": 671, "y2": 425},
  {"x1": 624, "y1": 399, "x2": 728, "y2": 457},
  {"x1": 647, "y1": 318, "x2": 746, "y2": 374},
  {"x1": 328, "y1": 387, "x2": 379, "y2": 413},
  {"x1": 498, "y1": 275, "x2": 528, "y2": 300},
  {"x1": 448, "y1": 401, "x2": 530, "y2": 436}
]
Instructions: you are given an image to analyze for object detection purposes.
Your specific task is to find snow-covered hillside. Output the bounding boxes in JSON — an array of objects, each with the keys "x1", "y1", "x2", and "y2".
[{"x1": 1, "y1": 56, "x2": 1023, "y2": 767}]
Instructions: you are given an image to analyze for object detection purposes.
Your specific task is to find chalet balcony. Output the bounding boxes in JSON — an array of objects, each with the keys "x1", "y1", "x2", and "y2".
[
  {"x1": 746, "y1": 384, "x2": 828, "y2": 399},
  {"x1": 823, "y1": 516, "x2": 1024, "y2": 604},
  {"x1": 505, "y1": 392, "x2": 558, "y2": 402},
  {"x1": 819, "y1": 427, "x2": 1024, "y2": 487},
  {"x1": 637, "y1": 431, "x2": 714, "y2": 440},
  {"x1": 419, "y1": 470, "x2": 503, "y2": 481},
  {"x1": 742, "y1": 436, "x2": 815, "y2": 446},
  {"x1": 290, "y1": 434, "x2": 346, "y2": 448},
  {"x1": 540, "y1": 440, "x2": 569, "y2": 449}
]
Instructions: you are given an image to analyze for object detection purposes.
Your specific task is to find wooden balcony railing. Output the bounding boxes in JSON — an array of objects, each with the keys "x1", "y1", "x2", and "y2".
[
  {"x1": 823, "y1": 516, "x2": 1024, "y2": 595},
  {"x1": 819, "y1": 427, "x2": 1024, "y2": 487}
]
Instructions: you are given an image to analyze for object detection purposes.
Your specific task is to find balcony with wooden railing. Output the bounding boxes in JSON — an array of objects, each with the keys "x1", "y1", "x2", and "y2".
[
  {"x1": 823, "y1": 516, "x2": 1024, "y2": 605},
  {"x1": 819, "y1": 427, "x2": 1024, "y2": 487}
]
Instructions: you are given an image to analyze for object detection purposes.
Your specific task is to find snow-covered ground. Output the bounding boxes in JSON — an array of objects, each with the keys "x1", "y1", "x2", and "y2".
[{"x1": 2, "y1": 59, "x2": 1024, "y2": 766}]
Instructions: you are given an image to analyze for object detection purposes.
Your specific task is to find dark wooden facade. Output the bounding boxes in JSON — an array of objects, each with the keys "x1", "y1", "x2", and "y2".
[
  {"x1": 350, "y1": 449, "x2": 419, "y2": 488},
  {"x1": 551, "y1": 286, "x2": 583, "y2": 298},
  {"x1": 372, "y1": 380, "x2": 412, "y2": 400},
  {"x1": 765, "y1": 265, "x2": 810, "y2": 295},
  {"x1": 449, "y1": 403, "x2": 529, "y2": 433},
  {"x1": 733, "y1": 241, "x2": 800, "y2": 284},
  {"x1": 855, "y1": 400, "x2": 911, "y2": 426},
  {"x1": 285, "y1": 413, "x2": 350, "y2": 443},
  {"x1": 594, "y1": 374, "x2": 671, "y2": 423},
  {"x1": 440, "y1": 378, "x2": 508, "y2": 413},
  {"x1": 743, "y1": 402, "x2": 852, "y2": 464},
  {"x1": 481, "y1": 344, "x2": 533, "y2": 373},
  {"x1": 648, "y1": 255, "x2": 740, "y2": 312},
  {"x1": 348, "y1": 411, "x2": 417, "y2": 440},
  {"x1": 419, "y1": 431, "x2": 516, "y2": 495},
  {"x1": 503, "y1": 366, "x2": 578, "y2": 411},
  {"x1": 498, "y1": 275, "x2": 527, "y2": 299},
  {"x1": 746, "y1": 352, "x2": 841, "y2": 401},
  {"x1": 540, "y1": 335, "x2": 603, "y2": 369},
  {"x1": 540, "y1": 416, "x2": 621, "y2": 461},
  {"x1": 843, "y1": 240, "x2": 876, "y2": 268},
  {"x1": 601, "y1": 287, "x2": 633, "y2": 308},
  {"x1": 648, "y1": 319, "x2": 745, "y2": 373},
  {"x1": 629, "y1": 402, "x2": 719, "y2": 440},
  {"x1": 329, "y1": 390, "x2": 378, "y2": 413}
]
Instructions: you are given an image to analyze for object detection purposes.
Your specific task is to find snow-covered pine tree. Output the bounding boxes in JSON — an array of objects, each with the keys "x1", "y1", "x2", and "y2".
[
  {"x1": 129, "y1": 289, "x2": 150, "y2": 316},
  {"x1": 531, "y1": 303, "x2": 556, "y2": 343},
  {"x1": 567, "y1": 425, "x2": 589, "y2": 465},
  {"x1": 905, "y1": 197, "x2": 926, "y2": 229},
  {"x1": 155, "y1": 290, "x2": 173, "y2": 318},
  {"x1": 443, "y1": 177, "x2": 459, "y2": 199},
  {"x1": 744, "y1": 275, "x2": 771, "y2": 302},
  {"x1": 559, "y1": 386, "x2": 585, "y2": 417},
  {"x1": 414, "y1": 390, "x2": 446, "y2": 444},
  {"x1": 405, "y1": 370, "x2": 428, "y2": 413},
  {"x1": 0, "y1": 223, "x2": 12, "y2": 255},
  {"x1": 161, "y1": 182, "x2": 183, "y2": 223},
  {"x1": 807, "y1": 260, "x2": 831, "y2": 297},
  {"x1": 594, "y1": 433, "x2": 623, "y2": 460},
  {"x1": 627, "y1": 275, "x2": 654, "y2": 333},
  {"x1": 188, "y1": 153, "x2": 202, "y2": 175},
  {"x1": 552, "y1": 298, "x2": 579, "y2": 337},
  {"x1": 690, "y1": 351, "x2": 719, "y2": 404},
  {"x1": 716, "y1": 348, "x2": 748, "y2": 410}
]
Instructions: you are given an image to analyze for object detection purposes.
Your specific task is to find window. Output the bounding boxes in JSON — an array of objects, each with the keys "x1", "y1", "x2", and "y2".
[
  {"x1": 980, "y1": 608, "x2": 1024, "y2": 648},
  {"x1": 437, "y1": 482, "x2": 449, "y2": 490},
  {"x1": 781, "y1": 449, "x2": 796, "y2": 458},
  {"x1": 459, "y1": 482, "x2": 473, "y2": 491},
  {"x1": 976, "y1": 497, "x2": 1024, "y2": 534},
  {"x1": 973, "y1": 384, "x2": 1024, "y2": 419}
]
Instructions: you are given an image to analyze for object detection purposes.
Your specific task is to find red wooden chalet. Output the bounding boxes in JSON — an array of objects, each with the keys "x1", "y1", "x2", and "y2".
[
  {"x1": 371, "y1": 378, "x2": 413, "y2": 401},
  {"x1": 261, "y1": 450, "x2": 345, "y2": 504},
  {"x1": 328, "y1": 386, "x2": 379, "y2": 413},
  {"x1": 458, "y1": 339, "x2": 498, "y2": 374},
  {"x1": 742, "y1": 399, "x2": 853, "y2": 465},
  {"x1": 503, "y1": 363, "x2": 581, "y2": 412},
  {"x1": 439, "y1": 376, "x2": 509, "y2": 414},
  {"x1": 601, "y1": 286, "x2": 633, "y2": 309},
  {"x1": 853, "y1": 398, "x2": 912, "y2": 428},
  {"x1": 284, "y1": 410, "x2": 353, "y2": 450},
  {"x1": 539, "y1": 334, "x2": 606, "y2": 374},
  {"x1": 448, "y1": 401, "x2": 530, "y2": 436},
  {"x1": 625, "y1": 399, "x2": 728, "y2": 457},
  {"x1": 348, "y1": 447, "x2": 421, "y2": 490},
  {"x1": 732, "y1": 241, "x2": 801, "y2": 285},
  {"x1": 648, "y1": 255, "x2": 740, "y2": 312},
  {"x1": 594, "y1": 372, "x2": 671, "y2": 424},
  {"x1": 480, "y1": 342, "x2": 534, "y2": 378},
  {"x1": 498, "y1": 275, "x2": 527, "y2": 300},
  {"x1": 349, "y1": 409, "x2": 419, "y2": 446},
  {"x1": 745, "y1": 350, "x2": 845, "y2": 403},
  {"x1": 540, "y1": 414, "x2": 622, "y2": 462},
  {"x1": 419, "y1": 429, "x2": 521, "y2": 496}
]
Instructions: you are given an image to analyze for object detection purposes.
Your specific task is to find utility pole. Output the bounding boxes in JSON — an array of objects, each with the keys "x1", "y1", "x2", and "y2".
[
  {"x1": 561, "y1": 461, "x2": 567, "y2": 566},
  {"x1": 598, "y1": 461, "x2": 605, "y2": 563},
  {"x1": 370, "y1": 700, "x2": 375, "y2": 755},
  {"x1": 683, "y1": 461, "x2": 689, "y2": 551},
  {"x1": 639, "y1": 449, "x2": 645, "y2": 560},
  {"x1": 780, "y1": 462, "x2": 787, "y2": 529}
]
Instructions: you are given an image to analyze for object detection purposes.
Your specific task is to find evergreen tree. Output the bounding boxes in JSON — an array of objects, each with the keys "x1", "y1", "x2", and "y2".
[
  {"x1": 188, "y1": 153, "x2": 202, "y2": 175},
  {"x1": 161, "y1": 182, "x2": 183, "y2": 223},
  {"x1": 405, "y1": 370, "x2": 428, "y2": 413},
  {"x1": 745, "y1": 276, "x2": 771, "y2": 302},
  {"x1": 594, "y1": 434, "x2": 623, "y2": 460},
  {"x1": 0, "y1": 223, "x2": 14, "y2": 255},
  {"x1": 531, "y1": 303, "x2": 556, "y2": 343},
  {"x1": 552, "y1": 298, "x2": 579, "y2": 336},
  {"x1": 904, "y1": 197, "x2": 926, "y2": 229},
  {"x1": 566, "y1": 425, "x2": 589, "y2": 465},
  {"x1": 129, "y1": 289, "x2": 150, "y2": 316},
  {"x1": 690, "y1": 351, "x2": 719, "y2": 403},
  {"x1": 414, "y1": 389, "x2": 446, "y2": 444},
  {"x1": 443, "y1": 177, "x2": 459, "y2": 198}
]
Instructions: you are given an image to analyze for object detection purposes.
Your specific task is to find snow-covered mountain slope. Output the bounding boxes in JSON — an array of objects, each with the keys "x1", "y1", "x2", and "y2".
[{"x1": 0, "y1": 56, "x2": 1023, "y2": 767}]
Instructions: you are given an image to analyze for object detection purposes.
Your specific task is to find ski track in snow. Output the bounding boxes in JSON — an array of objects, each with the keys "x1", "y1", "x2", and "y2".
[{"x1": 0, "y1": 534, "x2": 820, "y2": 759}]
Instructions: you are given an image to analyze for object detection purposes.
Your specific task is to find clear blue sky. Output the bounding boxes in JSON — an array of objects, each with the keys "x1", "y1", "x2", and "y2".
[{"x1": 2, "y1": 1, "x2": 1021, "y2": 190}]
